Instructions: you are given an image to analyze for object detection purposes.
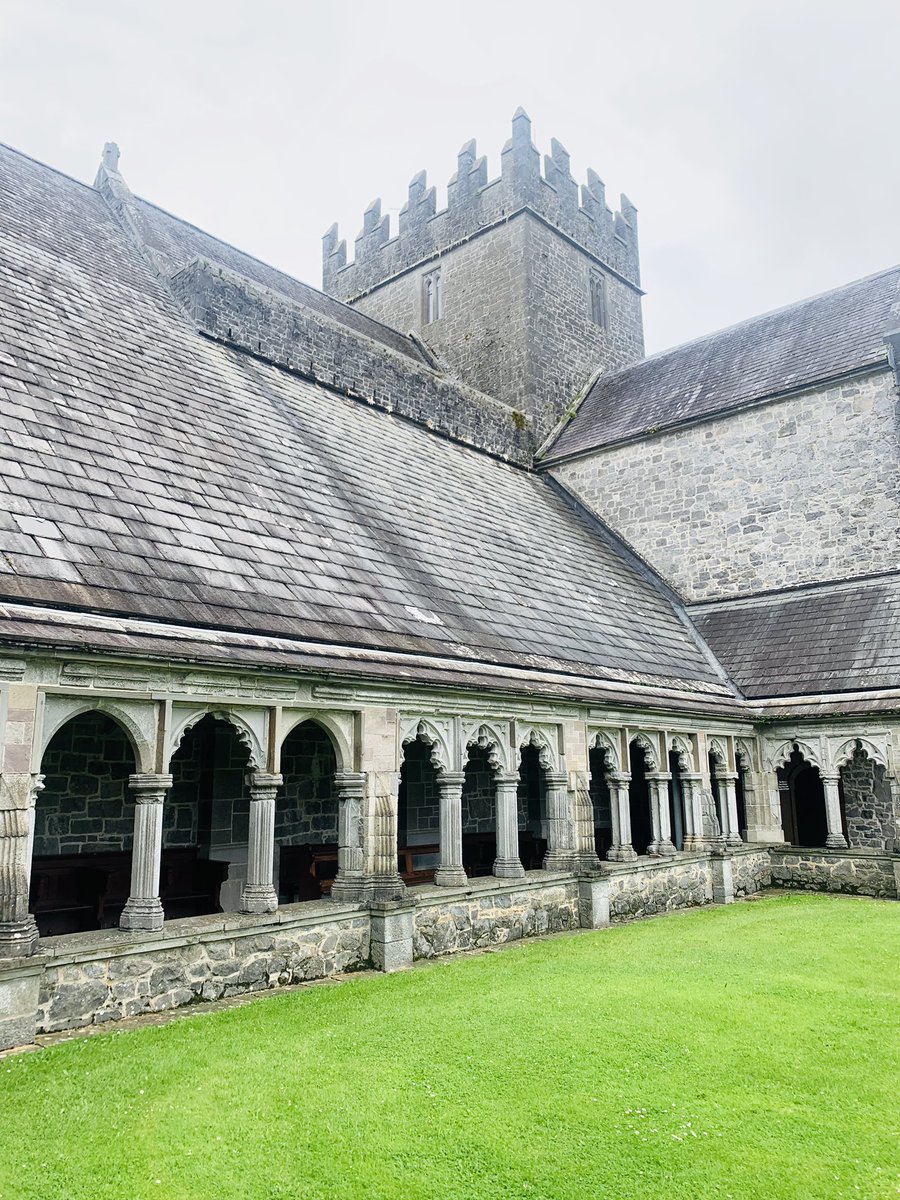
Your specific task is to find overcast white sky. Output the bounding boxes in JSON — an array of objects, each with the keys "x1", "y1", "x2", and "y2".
[{"x1": 2, "y1": 0, "x2": 898, "y2": 352}]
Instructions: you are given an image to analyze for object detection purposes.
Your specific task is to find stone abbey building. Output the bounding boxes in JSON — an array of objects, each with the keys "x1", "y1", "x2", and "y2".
[{"x1": 0, "y1": 111, "x2": 898, "y2": 1048}]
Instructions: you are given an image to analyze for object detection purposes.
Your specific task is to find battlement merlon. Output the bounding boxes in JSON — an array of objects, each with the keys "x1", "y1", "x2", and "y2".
[{"x1": 322, "y1": 108, "x2": 640, "y2": 300}]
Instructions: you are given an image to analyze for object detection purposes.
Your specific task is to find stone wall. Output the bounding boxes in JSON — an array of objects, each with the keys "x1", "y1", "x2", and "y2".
[
  {"x1": 35, "y1": 905, "x2": 370, "y2": 1033},
  {"x1": 840, "y1": 750, "x2": 896, "y2": 851},
  {"x1": 412, "y1": 875, "x2": 580, "y2": 959},
  {"x1": 769, "y1": 847, "x2": 897, "y2": 898},
  {"x1": 34, "y1": 712, "x2": 135, "y2": 855},
  {"x1": 276, "y1": 721, "x2": 339, "y2": 845},
  {"x1": 169, "y1": 716, "x2": 250, "y2": 851},
  {"x1": 352, "y1": 220, "x2": 532, "y2": 423},
  {"x1": 550, "y1": 370, "x2": 899, "y2": 602},
  {"x1": 606, "y1": 854, "x2": 714, "y2": 920},
  {"x1": 731, "y1": 846, "x2": 773, "y2": 897},
  {"x1": 399, "y1": 738, "x2": 439, "y2": 843},
  {"x1": 462, "y1": 746, "x2": 496, "y2": 835}
]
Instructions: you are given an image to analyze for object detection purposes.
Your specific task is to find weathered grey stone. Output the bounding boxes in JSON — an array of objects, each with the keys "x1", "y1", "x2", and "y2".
[{"x1": 770, "y1": 848, "x2": 897, "y2": 898}]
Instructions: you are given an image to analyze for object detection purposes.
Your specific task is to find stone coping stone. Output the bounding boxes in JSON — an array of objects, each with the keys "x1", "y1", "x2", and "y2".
[
  {"x1": 32, "y1": 899, "x2": 367, "y2": 967},
  {"x1": 769, "y1": 847, "x2": 896, "y2": 862},
  {"x1": 408, "y1": 870, "x2": 574, "y2": 909},
  {"x1": 601, "y1": 851, "x2": 713, "y2": 877}
]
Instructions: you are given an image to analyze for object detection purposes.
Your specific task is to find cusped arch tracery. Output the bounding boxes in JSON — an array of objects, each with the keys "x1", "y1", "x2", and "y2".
[
  {"x1": 629, "y1": 731, "x2": 659, "y2": 773},
  {"x1": 518, "y1": 726, "x2": 559, "y2": 772},
  {"x1": 831, "y1": 736, "x2": 889, "y2": 773},
  {"x1": 766, "y1": 738, "x2": 822, "y2": 774},
  {"x1": 465, "y1": 722, "x2": 511, "y2": 774},
  {"x1": 590, "y1": 729, "x2": 622, "y2": 774},
  {"x1": 168, "y1": 707, "x2": 265, "y2": 770},
  {"x1": 401, "y1": 718, "x2": 452, "y2": 773},
  {"x1": 735, "y1": 738, "x2": 757, "y2": 770},
  {"x1": 669, "y1": 734, "x2": 696, "y2": 773}
]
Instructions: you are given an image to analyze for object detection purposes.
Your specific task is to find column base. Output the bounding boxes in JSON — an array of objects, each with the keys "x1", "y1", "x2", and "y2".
[
  {"x1": 0, "y1": 915, "x2": 38, "y2": 958},
  {"x1": 434, "y1": 866, "x2": 469, "y2": 888},
  {"x1": 240, "y1": 884, "x2": 278, "y2": 914},
  {"x1": 606, "y1": 845, "x2": 638, "y2": 863},
  {"x1": 542, "y1": 851, "x2": 576, "y2": 871},
  {"x1": 330, "y1": 874, "x2": 369, "y2": 904},
  {"x1": 119, "y1": 897, "x2": 164, "y2": 932},
  {"x1": 648, "y1": 841, "x2": 677, "y2": 858},
  {"x1": 492, "y1": 857, "x2": 526, "y2": 879},
  {"x1": 725, "y1": 834, "x2": 744, "y2": 848},
  {"x1": 364, "y1": 874, "x2": 407, "y2": 903},
  {"x1": 825, "y1": 834, "x2": 849, "y2": 849}
]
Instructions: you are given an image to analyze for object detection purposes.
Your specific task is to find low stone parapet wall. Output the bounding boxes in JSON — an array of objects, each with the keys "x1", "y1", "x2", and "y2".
[
  {"x1": 34, "y1": 901, "x2": 370, "y2": 1035},
  {"x1": 410, "y1": 872, "x2": 579, "y2": 959},
  {"x1": 731, "y1": 846, "x2": 773, "y2": 897},
  {"x1": 605, "y1": 853, "x2": 714, "y2": 921},
  {"x1": 769, "y1": 848, "x2": 898, "y2": 899}
]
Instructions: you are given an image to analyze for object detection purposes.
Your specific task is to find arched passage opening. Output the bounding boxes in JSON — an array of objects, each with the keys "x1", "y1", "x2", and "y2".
[
  {"x1": 166, "y1": 714, "x2": 249, "y2": 916},
  {"x1": 588, "y1": 744, "x2": 613, "y2": 858},
  {"x1": 461, "y1": 742, "x2": 497, "y2": 877},
  {"x1": 398, "y1": 735, "x2": 441, "y2": 884},
  {"x1": 627, "y1": 740, "x2": 654, "y2": 856},
  {"x1": 30, "y1": 711, "x2": 137, "y2": 936},
  {"x1": 777, "y1": 747, "x2": 837, "y2": 848},
  {"x1": 517, "y1": 742, "x2": 548, "y2": 869},
  {"x1": 276, "y1": 720, "x2": 339, "y2": 902}
]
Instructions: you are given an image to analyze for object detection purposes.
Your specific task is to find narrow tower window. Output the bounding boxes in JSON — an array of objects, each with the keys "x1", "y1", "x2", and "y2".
[
  {"x1": 423, "y1": 267, "x2": 443, "y2": 324},
  {"x1": 590, "y1": 270, "x2": 609, "y2": 329}
]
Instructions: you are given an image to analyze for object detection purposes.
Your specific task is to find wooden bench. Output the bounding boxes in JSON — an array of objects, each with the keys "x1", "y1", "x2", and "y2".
[{"x1": 30, "y1": 848, "x2": 228, "y2": 936}]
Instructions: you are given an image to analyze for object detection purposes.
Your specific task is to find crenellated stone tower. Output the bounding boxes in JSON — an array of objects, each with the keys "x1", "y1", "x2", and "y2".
[{"x1": 323, "y1": 109, "x2": 645, "y2": 442}]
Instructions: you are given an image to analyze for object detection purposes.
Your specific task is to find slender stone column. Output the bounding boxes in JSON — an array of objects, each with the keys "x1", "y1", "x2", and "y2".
[
  {"x1": 647, "y1": 774, "x2": 676, "y2": 857},
  {"x1": 493, "y1": 772, "x2": 525, "y2": 878},
  {"x1": 572, "y1": 773, "x2": 602, "y2": 872},
  {"x1": 120, "y1": 773, "x2": 172, "y2": 932},
  {"x1": 0, "y1": 775, "x2": 40, "y2": 956},
  {"x1": 716, "y1": 773, "x2": 743, "y2": 847},
  {"x1": 543, "y1": 770, "x2": 576, "y2": 870},
  {"x1": 821, "y1": 775, "x2": 849, "y2": 849},
  {"x1": 680, "y1": 774, "x2": 705, "y2": 851},
  {"x1": 435, "y1": 771, "x2": 468, "y2": 887},
  {"x1": 331, "y1": 770, "x2": 367, "y2": 902},
  {"x1": 241, "y1": 771, "x2": 282, "y2": 914},
  {"x1": 606, "y1": 772, "x2": 637, "y2": 862}
]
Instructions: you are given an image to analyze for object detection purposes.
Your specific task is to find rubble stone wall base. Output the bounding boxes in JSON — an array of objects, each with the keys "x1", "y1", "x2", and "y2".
[
  {"x1": 769, "y1": 848, "x2": 897, "y2": 899},
  {"x1": 412, "y1": 873, "x2": 580, "y2": 959},
  {"x1": 34, "y1": 903, "x2": 370, "y2": 1035}
]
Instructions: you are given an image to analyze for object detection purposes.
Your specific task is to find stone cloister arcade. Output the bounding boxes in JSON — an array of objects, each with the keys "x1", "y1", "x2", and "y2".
[{"x1": 4, "y1": 692, "x2": 898, "y2": 955}]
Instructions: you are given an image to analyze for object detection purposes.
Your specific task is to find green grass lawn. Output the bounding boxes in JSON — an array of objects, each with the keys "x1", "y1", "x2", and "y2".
[{"x1": 1, "y1": 893, "x2": 897, "y2": 1200}]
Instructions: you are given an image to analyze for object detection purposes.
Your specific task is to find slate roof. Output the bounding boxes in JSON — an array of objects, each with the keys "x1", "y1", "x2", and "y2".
[
  {"x1": 546, "y1": 265, "x2": 900, "y2": 461},
  {"x1": 0, "y1": 143, "x2": 729, "y2": 698},
  {"x1": 689, "y1": 575, "x2": 900, "y2": 699}
]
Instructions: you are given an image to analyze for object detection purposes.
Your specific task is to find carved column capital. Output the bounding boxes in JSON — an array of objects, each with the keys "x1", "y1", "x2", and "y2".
[
  {"x1": 437, "y1": 771, "x2": 466, "y2": 790},
  {"x1": 128, "y1": 773, "x2": 173, "y2": 803},
  {"x1": 247, "y1": 771, "x2": 283, "y2": 801}
]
